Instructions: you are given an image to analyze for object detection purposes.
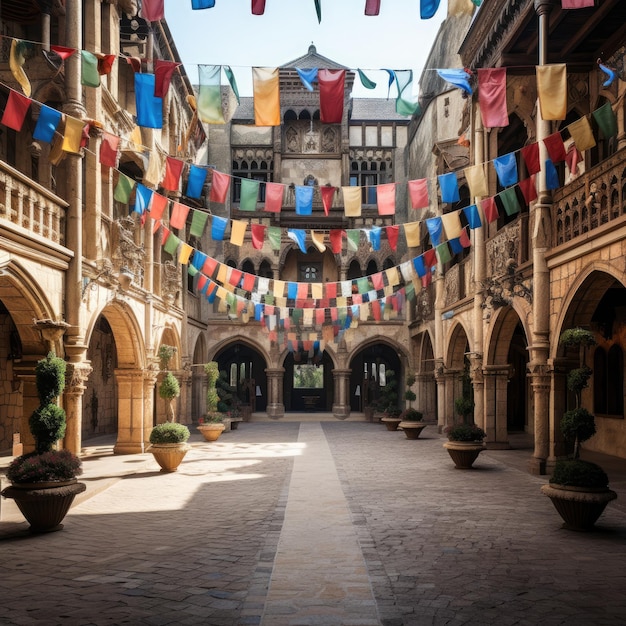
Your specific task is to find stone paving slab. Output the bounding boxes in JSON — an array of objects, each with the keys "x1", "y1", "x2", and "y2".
[{"x1": 1, "y1": 421, "x2": 626, "y2": 625}]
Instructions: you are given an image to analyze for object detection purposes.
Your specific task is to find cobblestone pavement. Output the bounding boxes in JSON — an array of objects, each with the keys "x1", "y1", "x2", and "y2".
[{"x1": 2, "y1": 421, "x2": 626, "y2": 625}]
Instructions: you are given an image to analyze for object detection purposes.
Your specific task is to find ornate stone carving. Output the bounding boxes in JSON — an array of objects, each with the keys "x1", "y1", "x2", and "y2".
[
  {"x1": 65, "y1": 362, "x2": 93, "y2": 393},
  {"x1": 414, "y1": 286, "x2": 434, "y2": 322},
  {"x1": 161, "y1": 260, "x2": 180, "y2": 305},
  {"x1": 112, "y1": 216, "x2": 145, "y2": 288},
  {"x1": 444, "y1": 265, "x2": 460, "y2": 308}
]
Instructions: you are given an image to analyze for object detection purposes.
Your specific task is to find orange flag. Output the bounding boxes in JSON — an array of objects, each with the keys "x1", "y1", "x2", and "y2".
[
  {"x1": 253, "y1": 68, "x2": 280, "y2": 126},
  {"x1": 62, "y1": 117, "x2": 86, "y2": 154}
]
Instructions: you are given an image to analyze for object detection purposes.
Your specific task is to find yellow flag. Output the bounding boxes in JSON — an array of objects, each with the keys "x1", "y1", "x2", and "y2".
[
  {"x1": 360, "y1": 304, "x2": 370, "y2": 322},
  {"x1": 216, "y1": 263, "x2": 227, "y2": 285},
  {"x1": 442, "y1": 212, "x2": 462, "y2": 240},
  {"x1": 253, "y1": 68, "x2": 280, "y2": 126},
  {"x1": 342, "y1": 186, "x2": 362, "y2": 217},
  {"x1": 145, "y1": 148, "x2": 165, "y2": 188},
  {"x1": 178, "y1": 243, "x2": 193, "y2": 265},
  {"x1": 230, "y1": 219, "x2": 247, "y2": 246},
  {"x1": 312, "y1": 283, "x2": 323, "y2": 299},
  {"x1": 10, "y1": 40, "x2": 31, "y2": 97},
  {"x1": 403, "y1": 221, "x2": 421, "y2": 247},
  {"x1": 274, "y1": 280, "x2": 285, "y2": 298},
  {"x1": 536, "y1": 64, "x2": 567, "y2": 121},
  {"x1": 567, "y1": 116, "x2": 596, "y2": 152},
  {"x1": 448, "y1": 0, "x2": 474, "y2": 15},
  {"x1": 311, "y1": 231, "x2": 326, "y2": 253},
  {"x1": 464, "y1": 163, "x2": 488, "y2": 198},
  {"x1": 62, "y1": 117, "x2": 85, "y2": 154},
  {"x1": 385, "y1": 267, "x2": 399, "y2": 287},
  {"x1": 130, "y1": 125, "x2": 143, "y2": 150}
]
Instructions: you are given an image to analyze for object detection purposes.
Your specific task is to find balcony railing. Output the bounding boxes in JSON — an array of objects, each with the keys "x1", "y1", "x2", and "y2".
[
  {"x1": 0, "y1": 161, "x2": 67, "y2": 246},
  {"x1": 553, "y1": 146, "x2": 626, "y2": 247}
]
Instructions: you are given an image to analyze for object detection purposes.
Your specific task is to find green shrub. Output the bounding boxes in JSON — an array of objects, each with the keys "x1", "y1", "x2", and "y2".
[
  {"x1": 445, "y1": 422, "x2": 486, "y2": 442},
  {"x1": 561, "y1": 408, "x2": 596, "y2": 446},
  {"x1": 399, "y1": 408, "x2": 423, "y2": 421},
  {"x1": 35, "y1": 351, "x2": 66, "y2": 405},
  {"x1": 159, "y1": 371, "x2": 180, "y2": 401},
  {"x1": 550, "y1": 459, "x2": 609, "y2": 489},
  {"x1": 150, "y1": 422, "x2": 190, "y2": 444}
]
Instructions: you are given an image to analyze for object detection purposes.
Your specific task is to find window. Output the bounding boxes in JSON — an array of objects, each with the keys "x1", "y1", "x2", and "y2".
[
  {"x1": 594, "y1": 345, "x2": 624, "y2": 416},
  {"x1": 232, "y1": 159, "x2": 273, "y2": 204},
  {"x1": 350, "y1": 161, "x2": 379, "y2": 204},
  {"x1": 299, "y1": 263, "x2": 321, "y2": 282}
]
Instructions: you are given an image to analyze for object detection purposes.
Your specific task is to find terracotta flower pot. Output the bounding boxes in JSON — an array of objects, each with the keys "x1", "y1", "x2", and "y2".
[
  {"x1": 148, "y1": 443, "x2": 190, "y2": 472},
  {"x1": 1, "y1": 481, "x2": 86, "y2": 533},
  {"x1": 197, "y1": 423, "x2": 225, "y2": 441},
  {"x1": 381, "y1": 417, "x2": 402, "y2": 431},
  {"x1": 399, "y1": 422, "x2": 427, "y2": 439},
  {"x1": 541, "y1": 483, "x2": 617, "y2": 531},
  {"x1": 443, "y1": 441, "x2": 485, "y2": 469}
]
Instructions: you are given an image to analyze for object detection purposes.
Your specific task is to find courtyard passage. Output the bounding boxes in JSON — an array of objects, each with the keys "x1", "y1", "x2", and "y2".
[{"x1": 2, "y1": 420, "x2": 626, "y2": 625}]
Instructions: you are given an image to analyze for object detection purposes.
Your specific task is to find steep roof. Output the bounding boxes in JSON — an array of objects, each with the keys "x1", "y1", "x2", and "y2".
[{"x1": 350, "y1": 98, "x2": 410, "y2": 123}]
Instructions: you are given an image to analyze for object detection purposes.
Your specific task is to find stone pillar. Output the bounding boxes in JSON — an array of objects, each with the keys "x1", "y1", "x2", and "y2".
[
  {"x1": 548, "y1": 357, "x2": 569, "y2": 467},
  {"x1": 266, "y1": 367, "x2": 285, "y2": 419},
  {"x1": 483, "y1": 364, "x2": 510, "y2": 449},
  {"x1": 416, "y1": 372, "x2": 436, "y2": 422},
  {"x1": 64, "y1": 361, "x2": 93, "y2": 454},
  {"x1": 114, "y1": 369, "x2": 147, "y2": 454},
  {"x1": 528, "y1": 0, "x2": 554, "y2": 475},
  {"x1": 12, "y1": 364, "x2": 38, "y2": 454},
  {"x1": 332, "y1": 368, "x2": 351, "y2": 419},
  {"x1": 469, "y1": 353, "x2": 485, "y2": 432},
  {"x1": 142, "y1": 364, "x2": 159, "y2": 445}
]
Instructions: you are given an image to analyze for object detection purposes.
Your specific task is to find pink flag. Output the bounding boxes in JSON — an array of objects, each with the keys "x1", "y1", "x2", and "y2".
[
  {"x1": 408, "y1": 179, "x2": 428, "y2": 209},
  {"x1": 478, "y1": 68, "x2": 508, "y2": 128},
  {"x1": 376, "y1": 183, "x2": 396, "y2": 215},
  {"x1": 319, "y1": 70, "x2": 345, "y2": 124},
  {"x1": 252, "y1": 0, "x2": 266, "y2": 14},
  {"x1": 169, "y1": 202, "x2": 190, "y2": 229},
  {"x1": 365, "y1": 0, "x2": 381, "y2": 14},
  {"x1": 142, "y1": 0, "x2": 164, "y2": 21},
  {"x1": 561, "y1": 0, "x2": 594, "y2": 8}
]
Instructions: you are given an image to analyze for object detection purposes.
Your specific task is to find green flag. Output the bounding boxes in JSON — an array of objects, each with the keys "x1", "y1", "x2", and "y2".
[
  {"x1": 268, "y1": 226, "x2": 281, "y2": 250},
  {"x1": 499, "y1": 187, "x2": 520, "y2": 216},
  {"x1": 405, "y1": 282, "x2": 416, "y2": 302},
  {"x1": 224, "y1": 66, "x2": 240, "y2": 105},
  {"x1": 347, "y1": 230, "x2": 360, "y2": 252},
  {"x1": 164, "y1": 233, "x2": 180, "y2": 257},
  {"x1": 114, "y1": 173, "x2": 135, "y2": 203},
  {"x1": 592, "y1": 102, "x2": 618, "y2": 139},
  {"x1": 357, "y1": 69, "x2": 377, "y2": 90},
  {"x1": 81, "y1": 50, "x2": 100, "y2": 87},
  {"x1": 436, "y1": 242, "x2": 452, "y2": 265},
  {"x1": 395, "y1": 70, "x2": 421, "y2": 117},
  {"x1": 239, "y1": 178, "x2": 259, "y2": 211},
  {"x1": 188, "y1": 265, "x2": 198, "y2": 277},
  {"x1": 190, "y1": 210, "x2": 209, "y2": 237}
]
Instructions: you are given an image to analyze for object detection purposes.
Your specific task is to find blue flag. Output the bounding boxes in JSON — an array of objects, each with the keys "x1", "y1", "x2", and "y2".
[
  {"x1": 493, "y1": 152, "x2": 519, "y2": 187},
  {"x1": 287, "y1": 229, "x2": 307, "y2": 253},
  {"x1": 33, "y1": 104, "x2": 61, "y2": 143},
  {"x1": 438, "y1": 172, "x2": 460, "y2": 203},
  {"x1": 463, "y1": 204, "x2": 482, "y2": 229},
  {"x1": 426, "y1": 217, "x2": 443, "y2": 246},
  {"x1": 296, "y1": 68, "x2": 318, "y2": 91},
  {"x1": 295, "y1": 186, "x2": 314, "y2": 215},
  {"x1": 211, "y1": 215, "x2": 228, "y2": 241},
  {"x1": 545, "y1": 159, "x2": 559, "y2": 190},
  {"x1": 186, "y1": 165, "x2": 208, "y2": 199},
  {"x1": 134, "y1": 184, "x2": 153, "y2": 215},
  {"x1": 436, "y1": 68, "x2": 472, "y2": 94},
  {"x1": 135, "y1": 73, "x2": 163, "y2": 129},
  {"x1": 191, "y1": 250, "x2": 207, "y2": 271}
]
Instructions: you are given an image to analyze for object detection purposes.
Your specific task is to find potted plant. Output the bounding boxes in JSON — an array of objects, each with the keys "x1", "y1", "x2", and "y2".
[
  {"x1": 398, "y1": 408, "x2": 427, "y2": 439},
  {"x1": 197, "y1": 361, "x2": 226, "y2": 441},
  {"x1": 148, "y1": 422, "x2": 191, "y2": 472},
  {"x1": 158, "y1": 345, "x2": 180, "y2": 423},
  {"x1": 1, "y1": 352, "x2": 86, "y2": 532},
  {"x1": 378, "y1": 369, "x2": 402, "y2": 430},
  {"x1": 443, "y1": 422, "x2": 487, "y2": 469},
  {"x1": 541, "y1": 328, "x2": 617, "y2": 531}
]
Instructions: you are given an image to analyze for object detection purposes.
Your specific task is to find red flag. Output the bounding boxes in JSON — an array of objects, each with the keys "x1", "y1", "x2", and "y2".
[
  {"x1": 161, "y1": 225, "x2": 170, "y2": 246},
  {"x1": 251, "y1": 224, "x2": 266, "y2": 249},
  {"x1": 329, "y1": 229, "x2": 344, "y2": 253},
  {"x1": 142, "y1": 0, "x2": 164, "y2": 21},
  {"x1": 97, "y1": 54, "x2": 116, "y2": 75},
  {"x1": 543, "y1": 132, "x2": 567, "y2": 163},
  {"x1": 371, "y1": 300, "x2": 381, "y2": 321},
  {"x1": 203, "y1": 257, "x2": 218, "y2": 277},
  {"x1": 197, "y1": 274, "x2": 207, "y2": 292},
  {"x1": 478, "y1": 68, "x2": 508, "y2": 128},
  {"x1": 169, "y1": 202, "x2": 189, "y2": 229},
  {"x1": 326, "y1": 282, "x2": 337, "y2": 299},
  {"x1": 210, "y1": 170, "x2": 230, "y2": 203},
  {"x1": 150, "y1": 193, "x2": 168, "y2": 220},
  {"x1": 1, "y1": 90, "x2": 31, "y2": 131},
  {"x1": 459, "y1": 227, "x2": 472, "y2": 249},
  {"x1": 242, "y1": 273, "x2": 256, "y2": 292},
  {"x1": 126, "y1": 56, "x2": 142, "y2": 73},
  {"x1": 321, "y1": 185, "x2": 336, "y2": 216},
  {"x1": 155, "y1": 60, "x2": 181, "y2": 98},
  {"x1": 365, "y1": 0, "x2": 381, "y2": 14},
  {"x1": 408, "y1": 179, "x2": 429, "y2": 209},
  {"x1": 371, "y1": 272, "x2": 384, "y2": 291},
  {"x1": 252, "y1": 0, "x2": 266, "y2": 14},
  {"x1": 386, "y1": 225, "x2": 399, "y2": 250},
  {"x1": 99, "y1": 132, "x2": 119, "y2": 168},
  {"x1": 297, "y1": 283, "x2": 308, "y2": 299},
  {"x1": 520, "y1": 143, "x2": 540, "y2": 175},
  {"x1": 422, "y1": 272, "x2": 433, "y2": 289},
  {"x1": 229, "y1": 268, "x2": 243, "y2": 287},
  {"x1": 161, "y1": 157, "x2": 184, "y2": 191},
  {"x1": 482, "y1": 197, "x2": 499, "y2": 223},
  {"x1": 423, "y1": 249, "x2": 437, "y2": 269},
  {"x1": 50, "y1": 45, "x2": 76, "y2": 60},
  {"x1": 519, "y1": 177, "x2": 537, "y2": 205},
  {"x1": 318, "y1": 70, "x2": 345, "y2": 124},
  {"x1": 264, "y1": 182, "x2": 284, "y2": 212}
]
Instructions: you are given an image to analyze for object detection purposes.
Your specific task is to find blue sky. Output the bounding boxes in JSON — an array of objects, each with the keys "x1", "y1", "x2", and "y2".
[{"x1": 164, "y1": 0, "x2": 446, "y2": 98}]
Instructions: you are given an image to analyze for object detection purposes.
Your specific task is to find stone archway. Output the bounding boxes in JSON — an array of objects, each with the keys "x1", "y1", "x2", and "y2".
[
  {"x1": 415, "y1": 331, "x2": 436, "y2": 422},
  {"x1": 441, "y1": 323, "x2": 472, "y2": 429},
  {"x1": 283, "y1": 348, "x2": 332, "y2": 413}
]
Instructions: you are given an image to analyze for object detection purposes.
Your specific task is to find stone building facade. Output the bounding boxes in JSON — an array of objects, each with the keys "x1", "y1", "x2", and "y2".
[
  {"x1": 0, "y1": 1, "x2": 202, "y2": 454},
  {"x1": 407, "y1": 0, "x2": 626, "y2": 471}
]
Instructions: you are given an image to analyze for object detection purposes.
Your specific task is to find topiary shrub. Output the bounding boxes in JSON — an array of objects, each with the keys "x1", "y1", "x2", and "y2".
[
  {"x1": 399, "y1": 408, "x2": 423, "y2": 421},
  {"x1": 149, "y1": 422, "x2": 190, "y2": 444},
  {"x1": 550, "y1": 459, "x2": 609, "y2": 489}
]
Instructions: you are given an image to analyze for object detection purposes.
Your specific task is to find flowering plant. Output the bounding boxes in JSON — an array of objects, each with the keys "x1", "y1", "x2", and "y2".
[
  {"x1": 444, "y1": 423, "x2": 486, "y2": 442},
  {"x1": 6, "y1": 449, "x2": 82, "y2": 484}
]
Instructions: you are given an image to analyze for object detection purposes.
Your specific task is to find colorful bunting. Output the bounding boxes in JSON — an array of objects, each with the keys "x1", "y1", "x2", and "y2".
[
  {"x1": 319, "y1": 69, "x2": 346, "y2": 123},
  {"x1": 536, "y1": 64, "x2": 567, "y2": 121},
  {"x1": 1, "y1": 90, "x2": 30, "y2": 131},
  {"x1": 198, "y1": 65, "x2": 225, "y2": 124},
  {"x1": 135, "y1": 73, "x2": 163, "y2": 129},
  {"x1": 253, "y1": 67, "x2": 281, "y2": 126},
  {"x1": 478, "y1": 68, "x2": 508, "y2": 128},
  {"x1": 99, "y1": 131, "x2": 120, "y2": 168},
  {"x1": 10, "y1": 40, "x2": 32, "y2": 97}
]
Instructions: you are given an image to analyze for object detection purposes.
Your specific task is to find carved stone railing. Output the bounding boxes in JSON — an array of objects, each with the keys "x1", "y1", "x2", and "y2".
[
  {"x1": 553, "y1": 146, "x2": 626, "y2": 246},
  {"x1": 0, "y1": 161, "x2": 67, "y2": 245}
]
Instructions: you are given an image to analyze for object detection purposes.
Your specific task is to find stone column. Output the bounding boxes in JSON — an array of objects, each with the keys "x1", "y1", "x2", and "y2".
[
  {"x1": 12, "y1": 364, "x2": 38, "y2": 454},
  {"x1": 114, "y1": 369, "x2": 147, "y2": 454},
  {"x1": 332, "y1": 368, "x2": 351, "y2": 419},
  {"x1": 483, "y1": 364, "x2": 510, "y2": 449},
  {"x1": 266, "y1": 367, "x2": 285, "y2": 419},
  {"x1": 469, "y1": 353, "x2": 485, "y2": 432},
  {"x1": 142, "y1": 363, "x2": 159, "y2": 445},
  {"x1": 528, "y1": 0, "x2": 554, "y2": 475},
  {"x1": 548, "y1": 357, "x2": 569, "y2": 468},
  {"x1": 64, "y1": 361, "x2": 93, "y2": 454}
]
